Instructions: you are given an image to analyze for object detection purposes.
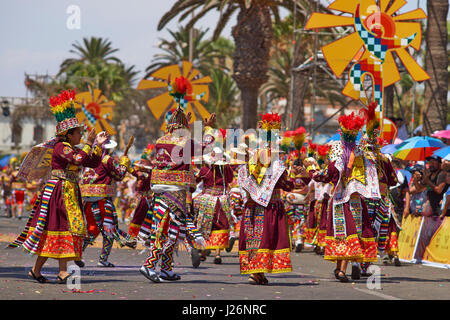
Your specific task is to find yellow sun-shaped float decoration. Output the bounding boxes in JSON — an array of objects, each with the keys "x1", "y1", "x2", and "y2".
[
  {"x1": 305, "y1": 0, "x2": 430, "y2": 130},
  {"x1": 74, "y1": 88, "x2": 117, "y2": 135},
  {"x1": 137, "y1": 61, "x2": 212, "y2": 131}
]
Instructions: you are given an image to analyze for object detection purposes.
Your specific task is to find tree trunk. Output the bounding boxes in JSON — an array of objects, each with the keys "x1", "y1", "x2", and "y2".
[
  {"x1": 384, "y1": 85, "x2": 395, "y2": 120},
  {"x1": 423, "y1": 0, "x2": 448, "y2": 135},
  {"x1": 232, "y1": 2, "x2": 273, "y2": 130},
  {"x1": 291, "y1": 70, "x2": 307, "y2": 129}
]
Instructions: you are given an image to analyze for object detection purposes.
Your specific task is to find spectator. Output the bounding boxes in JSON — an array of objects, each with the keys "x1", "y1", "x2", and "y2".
[
  {"x1": 390, "y1": 159, "x2": 410, "y2": 223},
  {"x1": 403, "y1": 165, "x2": 430, "y2": 218},
  {"x1": 395, "y1": 118, "x2": 409, "y2": 140},
  {"x1": 439, "y1": 170, "x2": 450, "y2": 220},
  {"x1": 423, "y1": 155, "x2": 449, "y2": 217}
]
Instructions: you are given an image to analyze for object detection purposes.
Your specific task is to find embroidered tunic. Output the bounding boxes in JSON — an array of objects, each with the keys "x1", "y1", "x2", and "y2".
[
  {"x1": 313, "y1": 160, "x2": 377, "y2": 263},
  {"x1": 237, "y1": 160, "x2": 294, "y2": 274},
  {"x1": 80, "y1": 154, "x2": 129, "y2": 244},
  {"x1": 193, "y1": 164, "x2": 234, "y2": 249},
  {"x1": 11, "y1": 142, "x2": 102, "y2": 259},
  {"x1": 128, "y1": 167, "x2": 152, "y2": 239}
]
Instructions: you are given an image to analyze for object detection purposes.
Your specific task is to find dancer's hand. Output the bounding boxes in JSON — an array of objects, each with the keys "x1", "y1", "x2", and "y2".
[
  {"x1": 86, "y1": 129, "x2": 96, "y2": 146},
  {"x1": 204, "y1": 113, "x2": 216, "y2": 127},
  {"x1": 95, "y1": 131, "x2": 109, "y2": 147}
]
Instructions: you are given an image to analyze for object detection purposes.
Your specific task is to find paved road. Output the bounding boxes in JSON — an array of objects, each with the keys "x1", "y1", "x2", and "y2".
[{"x1": 0, "y1": 216, "x2": 449, "y2": 300}]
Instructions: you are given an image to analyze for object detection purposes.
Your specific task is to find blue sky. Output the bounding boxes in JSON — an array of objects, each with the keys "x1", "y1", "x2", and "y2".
[{"x1": 0, "y1": 1, "x2": 435, "y2": 97}]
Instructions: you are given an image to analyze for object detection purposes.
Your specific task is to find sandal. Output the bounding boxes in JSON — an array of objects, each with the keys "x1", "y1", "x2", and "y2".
[
  {"x1": 97, "y1": 260, "x2": 115, "y2": 267},
  {"x1": 29, "y1": 270, "x2": 48, "y2": 284},
  {"x1": 160, "y1": 270, "x2": 181, "y2": 281},
  {"x1": 139, "y1": 266, "x2": 161, "y2": 283},
  {"x1": 56, "y1": 274, "x2": 71, "y2": 284},
  {"x1": 333, "y1": 268, "x2": 340, "y2": 279},
  {"x1": 248, "y1": 275, "x2": 260, "y2": 285},
  {"x1": 337, "y1": 271, "x2": 349, "y2": 283},
  {"x1": 351, "y1": 265, "x2": 361, "y2": 280}
]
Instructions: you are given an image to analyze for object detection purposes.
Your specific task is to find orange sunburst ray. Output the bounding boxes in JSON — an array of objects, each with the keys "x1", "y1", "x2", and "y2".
[{"x1": 137, "y1": 61, "x2": 212, "y2": 131}]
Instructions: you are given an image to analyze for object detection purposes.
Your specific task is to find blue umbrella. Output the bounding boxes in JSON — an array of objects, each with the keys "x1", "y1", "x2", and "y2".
[
  {"x1": 393, "y1": 136, "x2": 447, "y2": 161},
  {"x1": 380, "y1": 144, "x2": 400, "y2": 154},
  {"x1": 326, "y1": 131, "x2": 361, "y2": 143},
  {"x1": 433, "y1": 146, "x2": 450, "y2": 161},
  {"x1": 0, "y1": 155, "x2": 15, "y2": 167}
]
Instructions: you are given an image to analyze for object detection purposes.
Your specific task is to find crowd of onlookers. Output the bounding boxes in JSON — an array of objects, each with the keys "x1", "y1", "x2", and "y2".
[{"x1": 390, "y1": 154, "x2": 450, "y2": 225}]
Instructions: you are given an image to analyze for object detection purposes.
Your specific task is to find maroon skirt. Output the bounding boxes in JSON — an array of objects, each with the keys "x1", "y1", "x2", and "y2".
[
  {"x1": 128, "y1": 196, "x2": 151, "y2": 238},
  {"x1": 324, "y1": 195, "x2": 377, "y2": 263},
  {"x1": 25, "y1": 180, "x2": 84, "y2": 260},
  {"x1": 238, "y1": 199, "x2": 292, "y2": 274},
  {"x1": 205, "y1": 200, "x2": 230, "y2": 250}
]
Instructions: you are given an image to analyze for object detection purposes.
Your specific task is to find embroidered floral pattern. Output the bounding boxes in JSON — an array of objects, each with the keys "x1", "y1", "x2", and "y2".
[
  {"x1": 239, "y1": 249, "x2": 292, "y2": 274},
  {"x1": 25, "y1": 228, "x2": 83, "y2": 259},
  {"x1": 63, "y1": 181, "x2": 86, "y2": 236},
  {"x1": 324, "y1": 234, "x2": 377, "y2": 262},
  {"x1": 205, "y1": 230, "x2": 229, "y2": 249}
]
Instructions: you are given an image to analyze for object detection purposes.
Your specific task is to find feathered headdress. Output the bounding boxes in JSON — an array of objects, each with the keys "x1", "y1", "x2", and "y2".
[
  {"x1": 307, "y1": 141, "x2": 318, "y2": 158},
  {"x1": 166, "y1": 76, "x2": 204, "y2": 132},
  {"x1": 141, "y1": 143, "x2": 155, "y2": 160},
  {"x1": 338, "y1": 112, "x2": 365, "y2": 143},
  {"x1": 292, "y1": 127, "x2": 306, "y2": 151},
  {"x1": 258, "y1": 113, "x2": 282, "y2": 131},
  {"x1": 359, "y1": 102, "x2": 380, "y2": 140},
  {"x1": 49, "y1": 89, "x2": 80, "y2": 135},
  {"x1": 281, "y1": 130, "x2": 294, "y2": 153},
  {"x1": 317, "y1": 144, "x2": 330, "y2": 167}
]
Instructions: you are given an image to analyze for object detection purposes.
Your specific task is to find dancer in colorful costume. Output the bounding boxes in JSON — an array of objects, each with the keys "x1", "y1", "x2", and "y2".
[
  {"x1": 126, "y1": 157, "x2": 153, "y2": 248},
  {"x1": 237, "y1": 113, "x2": 298, "y2": 285},
  {"x1": 311, "y1": 112, "x2": 377, "y2": 283},
  {"x1": 10, "y1": 156, "x2": 27, "y2": 220},
  {"x1": 139, "y1": 76, "x2": 216, "y2": 283},
  {"x1": 225, "y1": 143, "x2": 248, "y2": 253},
  {"x1": 305, "y1": 146, "x2": 332, "y2": 255},
  {"x1": 283, "y1": 128, "x2": 308, "y2": 252},
  {"x1": 8, "y1": 90, "x2": 107, "y2": 283},
  {"x1": 358, "y1": 103, "x2": 399, "y2": 276},
  {"x1": 193, "y1": 146, "x2": 234, "y2": 264},
  {"x1": 78, "y1": 139, "x2": 133, "y2": 267}
]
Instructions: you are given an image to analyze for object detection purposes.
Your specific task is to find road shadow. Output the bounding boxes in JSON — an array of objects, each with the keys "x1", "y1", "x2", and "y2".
[{"x1": 0, "y1": 266, "x2": 144, "y2": 279}]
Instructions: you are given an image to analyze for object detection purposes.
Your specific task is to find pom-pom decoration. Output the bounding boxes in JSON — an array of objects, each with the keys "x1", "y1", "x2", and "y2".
[
  {"x1": 49, "y1": 89, "x2": 82, "y2": 135},
  {"x1": 258, "y1": 113, "x2": 282, "y2": 131},
  {"x1": 292, "y1": 126, "x2": 306, "y2": 151},
  {"x1": 359, "y1": 101, "x2": 380, "y2": 139},
  {"x1": 338, "y1": 112, "x2": 365, "y2": 143},
  {"x1": 281, "y1": 131, "x2": 294, "y2": 152},
  {"x1": 49, "y1": 89, "x2": 77, "y2": 123}
]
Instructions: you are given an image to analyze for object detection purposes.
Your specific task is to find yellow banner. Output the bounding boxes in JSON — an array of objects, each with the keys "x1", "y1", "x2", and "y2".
[
  {"x1": 423, "y1": 217, "x2": 450, "y2": 265},
  {"x1": 398, "y1": 215, "x2": 423, "y2": 261}
]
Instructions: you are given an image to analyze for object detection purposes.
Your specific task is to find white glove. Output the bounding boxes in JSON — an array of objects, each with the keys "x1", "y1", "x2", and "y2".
[{"x1": 195, "y1": 237, "x2": 206, "y2": 249}]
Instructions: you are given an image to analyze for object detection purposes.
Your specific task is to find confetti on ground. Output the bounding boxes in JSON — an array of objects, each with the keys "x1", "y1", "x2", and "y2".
[
  {"x1": 63, "y1": 289, "x2": 105, "y2": 293},
  {"x1": 35, "y1": 291, "x2": 40, "y2": 294}
]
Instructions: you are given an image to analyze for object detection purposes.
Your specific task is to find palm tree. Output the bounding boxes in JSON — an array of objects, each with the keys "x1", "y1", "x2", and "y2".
[
  {"x1": 206, "y1": 68, "x2": 240, "y2": 128},
  {"x1": 422, "y1": 0, "x2": 448, "y2": 135},
  {"x1": 157, "y1": 0, "x2": 317, "y2": 130},
  {"x1": 145, "y1": 26, "x2": 226, "y2": 77},
  {"x1": 58, "y1": 37, "x2": 139, "y2": 102},
  {"x1": 59, "y1": 37, "x2": 122, "y2": 74}
]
